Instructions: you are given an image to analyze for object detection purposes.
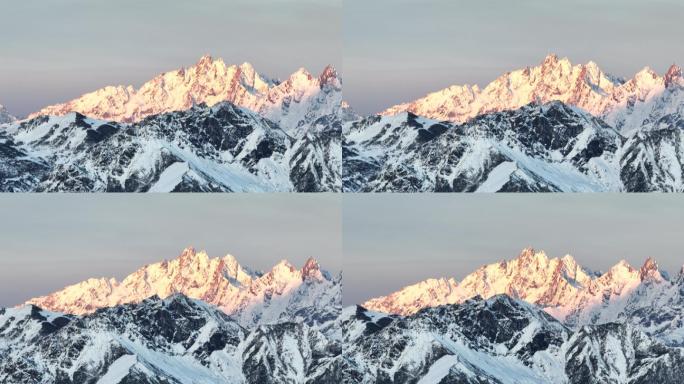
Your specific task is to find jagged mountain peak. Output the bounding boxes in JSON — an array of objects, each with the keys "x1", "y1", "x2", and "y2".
[
  {"x1": 675, "y1": 265, "x2": 684, "y2": 282},
  {"x1": 263, "y1": 257, "x2": 326, "y2": 283},
  {"x1": 178, "y1": 245, "x2": 201, "y2": 259},
  {"x1": 346, "y1": 293, "x2": 684, "y2": 384},
  {"x1": 516, "y1": 246, "x2": 548, "y2": 262},
  {"x1": 2, "y1": 99, "x2": 341, "y2": 192},
  {"x1": 665, "y1": 63, "x2": 683, "y2": 87},
  {"x1": 26, "y1": 55, "x2": 344, "y2": 139},
  {"x1": 378, "y1": 55, "x2": 679, "y2": 138},
  {"x1": 494, "y1": 247, "x2": 584, "y2": 274},
  {"x1": 2, "y1": 291, "x2": 341, "y2": 384},
  {"x1": 605, "y1": 259, "x2": 637, "y2": 276},
  {"x1": 269, "y1": 258, "x2": 300, "y2": 277},
  {"x1": 24, "y1": 247, "x2": 339, "y2": 328},
  {"x1": 362, "y1": 248, "x2": 640, "y2": 315},
  {"x1": 345, "y1": 98, "x2": 631, "y2": 192}
]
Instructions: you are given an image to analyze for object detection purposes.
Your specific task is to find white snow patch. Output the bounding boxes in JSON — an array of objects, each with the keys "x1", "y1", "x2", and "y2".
[{"x1": 96, "y1": 354, "x2": 137, "y2": 384}]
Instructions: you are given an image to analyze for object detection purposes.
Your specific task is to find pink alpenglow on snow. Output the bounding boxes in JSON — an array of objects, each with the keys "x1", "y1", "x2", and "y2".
[{"x1": 26, "y1": 247, "x2": 341, "y2": 328}]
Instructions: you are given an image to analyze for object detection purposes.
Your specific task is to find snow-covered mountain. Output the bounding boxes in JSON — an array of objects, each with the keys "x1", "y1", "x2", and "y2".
[
  {"x1": 0, "y1": 294, "x2": 342, "y2": 383},
  {"x1": 345, "y1": 99, "x2": 684, "y2": 192},
  {"x1": 0, "y1": 104, "x2": 16, "y2": 124},
  {"x1": 29, "y1": 55, "x2": 350, "y2": 139},
  {"x1": 382, "y1": 55, "x2": 683, "y2": 133},
  {"x1": 344, "y1": 102, "x2": 628, "y2": 192},
  {"x1": 0, "y1": 102, "x2": 340, "y2": 192},
  {"x1": 344, "y1": 295, "x2": 684, "y2": 384},
  {"x1": 0, "y1": 56, "x2": 348, "y2": 192},
  {"x1": 27, "y1": 247, "x2": 341, "y2": 329},
  {"x1": 345, "y1": 55, "x2": 684, "y2": 192},
  {"x1": 363, "y1": 247, "x2": 684, "y2": 346}
]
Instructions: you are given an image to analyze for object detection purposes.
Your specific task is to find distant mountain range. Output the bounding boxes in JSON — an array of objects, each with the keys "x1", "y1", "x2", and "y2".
[
  {"x1": 344, "y1": 296, "x2": 684, "y2": 384},
  {"x1": 0, "y1": 104, "x2": 16, "y2": 124},
  {"x1": 345, "y1": 248, "x2": 684, "y2": 383},
  {"x1": 344, "y1": 55, "x2": 684, "y2": 192},
  {"x1": 0, "y1": 103, "x2": 340, "y2": 192},
  {"x1": 0, "y1": 56, "x2": 349, "y2": 192},
  {"x1": 2, "y1": 54, "x2": 683, "y2": 192},
  {"x1": 0, "y1": 247, "x2": 341, "y2": 383},
  {"x1": 2, "y1": 246, "x2": 684, "y2": 383}
]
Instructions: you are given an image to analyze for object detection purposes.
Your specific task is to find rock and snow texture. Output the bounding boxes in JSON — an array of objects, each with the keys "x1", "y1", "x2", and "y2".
[
  {"x1": 29, "y1": 55, "x2": 350, "y2": 139},
  {"x1": 345, "y1": 55, "x2": 684, "y2": 192},
  {"x1": 343, "y1": 296, "x2": 684, "y2": 384},
  {"x1": 4, "y1": 247, "x2": 684, "y2": 383},
  {"x1": 382, "y1": 54, "x2": 682, "y2": 130},
  {"x1": 0, "y1": 295, "x2": 342, "y2": 384},
  {"x1": 27, "y1": 247, "x2": 341, "y2": 329},
  {"x1": 344, "y1": 102, "x2": 628, "y2": 192},
  {"x1": 0, "y1": 102, "x2": 340, "y2": 192},
  {"x1": 0, "y1": 104, "x2": 16, "y2": 124},
  {"x1": 0, "y1": 56, "x2": 347, "y2": 192},
  {"x1": 363, "y1": 247, "x2": 684, "y2": 347}
]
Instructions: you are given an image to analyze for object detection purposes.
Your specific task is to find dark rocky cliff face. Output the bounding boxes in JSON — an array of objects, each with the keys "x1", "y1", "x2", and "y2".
[{"x1": 344, "y1": 101, "x2": 684, "y2": 192}]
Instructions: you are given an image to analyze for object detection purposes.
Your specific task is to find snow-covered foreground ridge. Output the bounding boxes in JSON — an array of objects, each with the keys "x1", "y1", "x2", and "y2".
[
  {"x1": 363, "y1": 247, "x2": 684, "y2": 346},
  {"x1": 1, "y1": 248, "x2": 342, "y2": 383},
  {"x1": 0, "y1": 56, "x2": 347, "y2": 192},
  {"x1": 0, "y1": 295, "x2": 342, "y2": 383},
  {"x1": 26, "y1": 247, "x2": 341, "y2": 328},
  {"x1": 0, "y1": 102, "x2": 340, "y2": 192}
]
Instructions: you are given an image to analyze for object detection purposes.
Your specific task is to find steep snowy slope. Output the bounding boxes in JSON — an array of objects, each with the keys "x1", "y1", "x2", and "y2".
[
  {"x1": 27, "y1": 247, "x2": 341, "y2": 329},
  {"x1": 618, "y1": 109, "x2": 684, "y2": 192},
  {"x1": 344, "y1": 102, "x2": 625, "y2": 192},
  {"x1": 29, "y1": 56, "x2": 350, "y2": 138},
  {"x1": 363, "y1": 248, "x2": 684, "y2": 346},
  {"x1": 344, "y1": 296, "x2": 684, "y2": 384},
  {"x1": 1, "y1": 102, "x2": 339, "y2": 192},
  {"x1": 0, "y1": 295, "x2": 341, "y2": 384}
]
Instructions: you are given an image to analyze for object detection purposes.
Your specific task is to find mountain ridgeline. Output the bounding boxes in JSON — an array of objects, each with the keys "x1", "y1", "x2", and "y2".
[
  {"x1": 0, "y1": 56, "x2": 349, "y2": 192},
  {"x1": 344, "y1": 55, "x2": 684, "y2": 192},
  {"x1": 344, "y1": 296, "x2": 684, "y2": 384},
  {"x1": 345, "y1": 247, "x2": 684, "y2": 383}
]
